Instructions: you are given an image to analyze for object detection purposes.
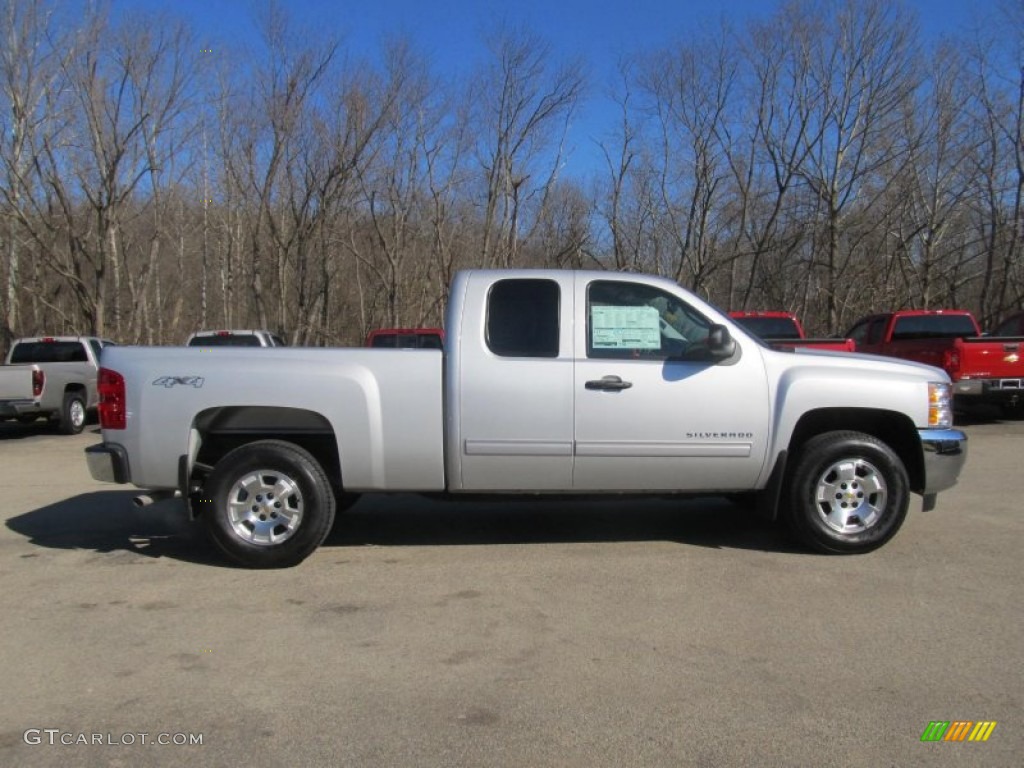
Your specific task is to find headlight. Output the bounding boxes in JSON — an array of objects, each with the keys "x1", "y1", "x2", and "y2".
[{"x1": 928, "y1": 382, "x2": 953, "y2": 428}]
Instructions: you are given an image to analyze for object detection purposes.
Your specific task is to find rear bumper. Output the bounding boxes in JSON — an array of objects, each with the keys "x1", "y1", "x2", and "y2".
[
  {"x1": 918, "y1": 428, "x2": 967, "y2": 496},
  {"x1": 0, "y1": 399, "x2": 43, "y2": 418},
  {"x1": 954, "y1": 378, "x2": 1023, "y2": 403},
  {"x1": 85, "y1": 443, "x2": 131, "y2": 484}
]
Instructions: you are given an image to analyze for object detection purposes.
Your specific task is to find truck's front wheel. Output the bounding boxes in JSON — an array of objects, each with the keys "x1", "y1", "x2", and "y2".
[
  {"x1": 201, "y1": 440, "x2": 336, "y2": 568},
  {"x1": 784, "y1": 431, "x2": 909, "y2": 554}
]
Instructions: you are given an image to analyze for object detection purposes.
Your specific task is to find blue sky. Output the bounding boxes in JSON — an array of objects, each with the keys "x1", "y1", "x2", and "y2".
[
  {"x1": 112, "y1": 0, "x2": 997, "y2": 177},
  {"x1": 115, "y1": 0, "x2": 992, "y2": 65}
]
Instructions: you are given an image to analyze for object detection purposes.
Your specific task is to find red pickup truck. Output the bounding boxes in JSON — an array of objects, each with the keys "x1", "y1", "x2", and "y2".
[
  {"x1": 846, "y1": 309, "x2": 1024, "y2": 414},
  {"x1": 728, "y1": 311, "x2": 855, "y2": 352}
]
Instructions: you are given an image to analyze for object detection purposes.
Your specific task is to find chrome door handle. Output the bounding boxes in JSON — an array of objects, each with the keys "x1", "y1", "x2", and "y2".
[{"x1": 585, "y1": 375, "x2": 633, "y2": 391}]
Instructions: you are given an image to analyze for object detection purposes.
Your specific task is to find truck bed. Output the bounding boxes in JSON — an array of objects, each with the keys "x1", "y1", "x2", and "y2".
[{"x1": 100, "y1": 345, "x2": 447, "y2": 492}]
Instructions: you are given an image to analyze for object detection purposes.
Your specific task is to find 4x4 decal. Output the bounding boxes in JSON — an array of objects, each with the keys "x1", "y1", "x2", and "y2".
[{"x1": 152, "y1": 376, "x2": 205, "y2": 389}]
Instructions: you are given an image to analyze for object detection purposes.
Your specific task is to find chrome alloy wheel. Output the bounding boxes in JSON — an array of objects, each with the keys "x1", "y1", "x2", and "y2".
[
  {"x1": 226, "y1": 469, "x2": 304, "y2": 545},
  {"x1": 813, "y1": 458, "x2": 888, "y2": 535},
  {"x1": 69, "y1": 399, "x2": 86, "y2": 429}
]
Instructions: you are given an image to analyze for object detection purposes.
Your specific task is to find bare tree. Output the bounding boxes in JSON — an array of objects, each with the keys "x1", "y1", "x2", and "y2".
[
  {"x1": 474, "y1": 26, "x2": 584, "y2": 268},
  {"x1": 596, "y1": 59, "x2": 657, "y2": 273},
  {"x1": 641, "y1": 28, "x2": 737, "y2": 291},
  {"x1": 881, "y1": 42, "x2": 978, "y2": 311},
  {"x1": 724, "y1": 10, "x2": 818, "y2": 310},
  {"x1": 787, "y1": 0, "x2": 919, "y2": 329},
  {"x1": 0, "y1": 0, "x2": 68, "y2": 345},
  {"x1": 963, "y1": 3, "x2": 1024, "y2": 325}
]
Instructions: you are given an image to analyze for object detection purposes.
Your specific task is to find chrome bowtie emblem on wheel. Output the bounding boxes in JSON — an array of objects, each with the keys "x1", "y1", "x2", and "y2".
[{"x1": 152, "y1": 376, "x2": 205, "y2": 388}]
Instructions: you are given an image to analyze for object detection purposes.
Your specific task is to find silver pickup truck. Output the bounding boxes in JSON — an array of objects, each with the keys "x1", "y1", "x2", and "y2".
[
  {"x1": 1, "y1": 336, "x2": 116, "y2": 434},
  {"x1": 86, "y1": 270, "x2": 967, "y2": 568}
]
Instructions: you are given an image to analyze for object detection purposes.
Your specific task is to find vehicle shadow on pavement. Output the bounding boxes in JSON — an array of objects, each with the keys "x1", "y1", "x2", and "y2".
[
  {"x1": 0, "y1": 421, "x2": 60, "y2": 439},
  {"x1": 0, "y1": 422, "x2": 102, "y2": 439},
  {"x1": 325, "y1": 495, "x2": 803, "y2": 555},
  {"x1": 7, "y1": 492, "x2": 802, "y2": 565},
  {"x1": 955, "y1": 403, "x2": 1018, "y2": 426},
  {"x1": 6, "y1": 491, "x2": 224, "y2": 566}
]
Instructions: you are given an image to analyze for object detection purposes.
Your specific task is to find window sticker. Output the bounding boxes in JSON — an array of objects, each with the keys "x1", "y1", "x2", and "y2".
[{"x1": 591, "y1": 306, "x2": 661, "y2": 349}]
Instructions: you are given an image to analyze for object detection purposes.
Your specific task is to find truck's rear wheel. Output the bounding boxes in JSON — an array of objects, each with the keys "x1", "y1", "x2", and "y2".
[
  {"x1": 58, "y1": 393, "x2": 86, "y2": 435},
  {"x1": 784, "y1": 431, "x2": 909, "y2": 554},
  {"x1": 201, "y1": 440, "x2": 336, "y2": 568}
]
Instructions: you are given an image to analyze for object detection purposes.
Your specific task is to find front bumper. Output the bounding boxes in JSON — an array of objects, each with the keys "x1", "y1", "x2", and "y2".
[
  {"x1": 918, "y1": 428, "x2": 967, "y2": 497},
  {"x1": 85, "y1": 443, "x2": 131, "y2": 484}
]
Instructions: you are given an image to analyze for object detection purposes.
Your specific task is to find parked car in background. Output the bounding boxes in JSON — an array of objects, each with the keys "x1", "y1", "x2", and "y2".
[
  {"x1": 990, "y1": 310, "x2": 1024, "y2": 338},
  {"x1": 727, "y1": 311, "x2": 855, "y2": 352},
  {"x1": 846, "y1": 309, "x2": 1024, "y2": 415},
  {"x1": 0, "y1": 336, "x2": 116, "y2": 434},
  {"x1": 365, "y1": 328, "x2": 445, "y2": 349},
  {"x1": 186, "y1": 330, "x2": 287, "y2": 348}
]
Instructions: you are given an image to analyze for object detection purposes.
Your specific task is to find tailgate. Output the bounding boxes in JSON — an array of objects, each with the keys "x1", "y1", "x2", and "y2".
[
  {"x1": 960, "y1": 337, "x2": 1024, "y2": 379},
  {"x1": 0, "y1": 366, "x2": 35, "y2": 400}
]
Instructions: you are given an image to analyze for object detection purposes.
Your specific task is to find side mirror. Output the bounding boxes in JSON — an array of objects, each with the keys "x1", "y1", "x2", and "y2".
[
  {"x1": 677, "y1": 324, "x2": 736, "y2": 362},
  {"x1": 706, "y1": 324, "x2": 736, "y2": 361}
]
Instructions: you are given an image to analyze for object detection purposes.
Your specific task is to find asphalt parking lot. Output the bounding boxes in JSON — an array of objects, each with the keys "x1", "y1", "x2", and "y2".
[{"x1": 0, "y1": 415, "x2": 1021, "y2": 767}]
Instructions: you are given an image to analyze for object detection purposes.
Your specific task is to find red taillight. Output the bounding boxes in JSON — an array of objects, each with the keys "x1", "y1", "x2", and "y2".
[
  {"x1": 98, "y1": 367, "x2": 126, "y2": 430},
  {"x1": 32, "y1": 369, "x2": 44, "y2": 397},
  {"x1": 943, "y1": 349, "x2": 962, "y2": 380}
]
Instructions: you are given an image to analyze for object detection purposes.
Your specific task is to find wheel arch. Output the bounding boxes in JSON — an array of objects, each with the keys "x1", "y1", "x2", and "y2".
[
  {"x1": 786, "y1": 408, "x2": 924, "y2": 493},
  {"x1": 188, "y1": 406, "x2": 343, "y2": 499}
]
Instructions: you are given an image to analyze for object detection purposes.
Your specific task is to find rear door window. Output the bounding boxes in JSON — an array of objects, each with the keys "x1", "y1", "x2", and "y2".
[{"x1": 486, "y1": 279, "x2": 560, "y2": 358}]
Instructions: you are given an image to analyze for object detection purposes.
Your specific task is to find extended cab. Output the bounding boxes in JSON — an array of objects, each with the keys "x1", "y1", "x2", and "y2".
[
  {"x1": 0, "y1": 336, "x2": 116, "y2": 434},
  {"x1": 728, "y1": 311, "x2": 855, "y2": 352},
  {"x1": 86, "y1": 270, "x2": 967, "y2": 568},
  {"x1": 846, "y1": 310, "x2": 1024, "y2": 413}
]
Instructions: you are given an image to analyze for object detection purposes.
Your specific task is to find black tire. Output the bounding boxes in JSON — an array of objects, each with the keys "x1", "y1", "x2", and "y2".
[
  {"x1": 58, "y1": 393, "x2": 87, "y2": 435},
  {"x1": 200, "y1": 440, "x2": 336, "y2": 568},
  {"x1": 1000, "y1": 402, "x2": 1024, "y2": 420},
  {"x1": 783, "y1": 430, "x2": 909, "y2": 554}
]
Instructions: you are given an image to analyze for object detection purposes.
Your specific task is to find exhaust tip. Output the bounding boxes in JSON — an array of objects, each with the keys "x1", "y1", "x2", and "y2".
[{"x1": 132, "y1": 490, "x2": 180, "y2": 508}]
